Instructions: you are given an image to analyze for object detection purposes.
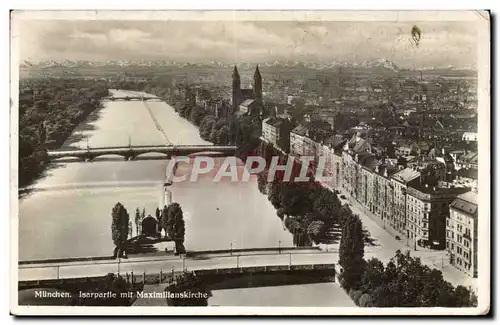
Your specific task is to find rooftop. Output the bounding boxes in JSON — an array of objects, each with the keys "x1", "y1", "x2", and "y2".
[
  {"x1": 457, "y1": 168, "x2": 478, "y2": 180},
  {"x1": 450, "y1": 191, "x2": 478, "y2": 216},
  {"x1": 392, "y1": 167, "x2": 420, "y2": 184},
  {"x1": 457, "y1": 191, "x2": 479, "y2": 205},
  {"x1": 240, "y1": 99, "x2": 255, "y2": 107}
]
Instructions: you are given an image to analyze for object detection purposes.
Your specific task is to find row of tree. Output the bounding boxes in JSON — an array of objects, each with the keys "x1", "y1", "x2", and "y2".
[
  {"x1": 111, "y1": 202, "x2": 186, "y2": 257},
  {"x1": 256, "y1": 144, "x2": 351, "y2": 246},
  {"x1": 19, "y1": 77, "x2": 110, "y2": 187}
]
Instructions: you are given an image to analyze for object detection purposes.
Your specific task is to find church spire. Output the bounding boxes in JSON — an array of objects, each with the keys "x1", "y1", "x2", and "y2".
[
  {"x1": 253, "y1": 65, "x2": 262, "y2": 100},
  {"x1": 232, "y1": 65, "x2": 240, "y2": 80},
  {"x1": 232, "y1": 65, "x2": 241, "y2": 113}
]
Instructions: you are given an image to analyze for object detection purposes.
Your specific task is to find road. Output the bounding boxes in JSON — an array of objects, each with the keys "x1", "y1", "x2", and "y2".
[
  {"x1": 335, "y1": 189, "x2": 477, "y2": 290},
  {"x1": 20, "y1": 251, "x2": 370, "y2": 282}
]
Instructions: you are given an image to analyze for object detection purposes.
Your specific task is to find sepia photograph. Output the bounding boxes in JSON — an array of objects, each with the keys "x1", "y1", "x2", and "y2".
[{"x1": 10, "y1": 10, "x2": 490, "y2": 315}]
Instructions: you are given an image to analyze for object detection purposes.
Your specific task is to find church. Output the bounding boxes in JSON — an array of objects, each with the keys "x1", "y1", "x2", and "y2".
[{"x1": 232, "y1": 65, "x2": 263, "y2": 116}]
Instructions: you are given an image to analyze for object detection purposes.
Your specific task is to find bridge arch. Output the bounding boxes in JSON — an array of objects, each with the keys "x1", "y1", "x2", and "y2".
[
  {"x1": 133, "y1": 151, "x2": 170, "y2": 159},
  {"x1": 90, "y1": 153, "x2": 131, "y2": 161},
  {"x1": 52, "y1": 156, "x2": 85, "y2": 162}
]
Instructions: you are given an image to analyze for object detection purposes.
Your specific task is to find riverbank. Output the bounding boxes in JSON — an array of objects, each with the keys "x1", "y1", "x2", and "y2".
[{"x1": 18, "y1": 78, "x2": 110, "y2": 188}]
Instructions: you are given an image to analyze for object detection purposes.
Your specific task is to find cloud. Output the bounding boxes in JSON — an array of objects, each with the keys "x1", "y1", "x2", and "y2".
[{"x1": 16, "y1": 19, "x2": 478, "y2": 68}]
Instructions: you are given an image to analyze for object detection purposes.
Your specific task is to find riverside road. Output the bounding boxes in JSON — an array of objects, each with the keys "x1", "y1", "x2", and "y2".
[{"x1": 18, "y1": 250, "x2": 376, "y2": 282}]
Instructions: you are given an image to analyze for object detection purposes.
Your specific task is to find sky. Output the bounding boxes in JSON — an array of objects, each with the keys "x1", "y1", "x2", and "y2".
[{"x1": 16, "y1": 19, "x2": 479, "y2": 69}]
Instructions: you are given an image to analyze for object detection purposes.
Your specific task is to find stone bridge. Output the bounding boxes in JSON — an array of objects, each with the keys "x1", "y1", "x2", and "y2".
[
  {"x1": 103, "y1": 96, "x2": 161, "y2": 102},
  {"x1": 47, "y1": 145, "x2": 238, "y2": 162}
]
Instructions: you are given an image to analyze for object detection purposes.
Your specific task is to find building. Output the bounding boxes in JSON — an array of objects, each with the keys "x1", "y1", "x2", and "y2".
[
  {"x1": 238, "y1": 99, "x2": 260, "y2": 116},
  {"x1": 456, "y1": 152, "x2": 478, "y2": 170},
  {"x1": 317, "y1": 136, "x2": 346, "y2": 190},
  {"x1": 455, "y1": 168, "x2": 478, "y2": 191},
  {"x1": 290, "y1": 125, "x2": 308, "y2": 157},
  {"x1": 406, "y1": 178, "x2": 470, "y2": 250},
  {"x1": 462, "y1": 132, "x2": 478, "y2": 142},
  {"x1": 389, "y1": 167, "x2": 421, "y2": 235},
  {"x1": 372, "y1": 164, "x2": 399, "y2": 225},
  {"x1": 447, "y1": 191, "x2": 478, "y2": 277},
  {"x1": 232, "y1": 65, "x2": 262, "y2": 115},
  {"x1": 262, "y1": 117, "x2": 293, "y2": 153}
]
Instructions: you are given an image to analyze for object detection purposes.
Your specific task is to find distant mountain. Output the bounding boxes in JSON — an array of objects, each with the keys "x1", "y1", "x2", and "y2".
[{"x1": 19, "y1": 59, "x2": 475, "y2": 74}]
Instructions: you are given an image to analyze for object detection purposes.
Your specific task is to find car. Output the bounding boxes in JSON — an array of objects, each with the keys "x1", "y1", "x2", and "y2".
[
  {"x1": 340, "y1": 195, "x2": 346, "y2": 199},
  {"x1": 395, "y1": 236, "x2": 401, "y2": 240}
]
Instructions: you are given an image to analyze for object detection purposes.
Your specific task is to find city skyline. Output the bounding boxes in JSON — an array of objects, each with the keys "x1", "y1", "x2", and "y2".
[{"x1": 17, "y1": 20, "x2": 478, "y2": 70}]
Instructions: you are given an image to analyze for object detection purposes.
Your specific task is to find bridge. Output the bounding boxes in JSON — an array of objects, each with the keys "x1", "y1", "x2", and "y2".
[
  {"x1": 103, "y1": 95, "x2": 161, "y2": 102},
  {"x1": 18, "y1": 248, "x2": 343, "y2": 284},
  {"x1": 47, "y1": 145, "x2": 238, "y2": 162}
]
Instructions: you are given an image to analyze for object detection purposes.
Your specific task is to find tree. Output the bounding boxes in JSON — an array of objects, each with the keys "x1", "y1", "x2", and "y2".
[
  {"x1": 360, "y1": 258, "x2": 385, "y2": 293},
  {"x1": 167, "y1": 202, "x2": 186, "y2": 254},
  {"x1": 168, "y1": 203, "x2": 185, "y2": 244},
  {"x1": 339, "y1": 214, "x2": 365, "y2": 290},
  {"x1": 134, "y1": 208, "x2": 141, "y2": 237},
  {"x1": 155, "y1": 207, "x2": 161, "y2": 222},
  {"x1": 215, "y1": 125, "x2": 230, "y2": 145},
  {"x1": 111, "y1": 202, "x2": 129, "y2": 258},
  {"x1": 159, "y1": 205, "x2": 169, "y2": 238},
  {"x1": 307, "y1": 220, "x2": 324, "y2": 243}
]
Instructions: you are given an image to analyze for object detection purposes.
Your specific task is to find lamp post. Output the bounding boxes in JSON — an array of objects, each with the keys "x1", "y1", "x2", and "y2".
[
  {"x1": 230, "y1": 242, "x2": 233, "y2": 256},
  {"x1": 278, "y1": 240, "x2": 281, "y2": 254}
]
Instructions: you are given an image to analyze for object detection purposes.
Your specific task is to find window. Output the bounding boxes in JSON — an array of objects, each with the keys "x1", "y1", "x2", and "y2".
[{"x1": 457, "y1": 247, "x2": 462, "y2": 254}]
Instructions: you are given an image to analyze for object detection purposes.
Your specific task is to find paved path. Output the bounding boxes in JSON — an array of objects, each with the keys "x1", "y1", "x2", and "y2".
[{"x1": 19, "y1": 251, "x2": 365, "y2": 282}]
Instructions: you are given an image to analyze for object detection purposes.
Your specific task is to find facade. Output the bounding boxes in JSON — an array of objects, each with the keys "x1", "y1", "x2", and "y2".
[
  {"x1": 290, "y1": 125, "x2": 307, "y2": 157},
  {"x1": 390, "y1": 168, "x2": 420, "y2": 235},
  {"x1": 262, "y1": 117, "x2": 293, "y2": 153},
  {"x1": 406, "y1": 179, "x2": 470, "y2": 250},
  {"x1": 232, "y1": 65, "x2": 262, "y2": 115},
  {"x1": 447, "y1": 191, "x2": 478, "y2": 277}
]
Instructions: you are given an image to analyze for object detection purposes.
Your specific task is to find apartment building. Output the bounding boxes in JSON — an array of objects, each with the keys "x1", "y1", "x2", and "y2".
[
  {"x1": 447, "y1": 191, "x2": 478, "y2": 277},
  {"x1": 389, "y1": 167, "x2": 420, "y2": 235},
  {"x1": 406, "y1": 179, "x2": 470, "y2": 250}
]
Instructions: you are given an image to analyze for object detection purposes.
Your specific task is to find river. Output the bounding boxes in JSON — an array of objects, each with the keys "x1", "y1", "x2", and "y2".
[
  {"x1": 19, "y1": 89, "x2": 352, "y2": 307},
  {"x1": 19, "y1": 90, "x2": 293, "y2": 261}
]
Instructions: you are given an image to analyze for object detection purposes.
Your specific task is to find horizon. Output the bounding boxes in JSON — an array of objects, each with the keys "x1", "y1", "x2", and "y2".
[
  {"x1": 17, "y1": 19, "x2": 478, "y2": 70},
  {"x1": 19, "y1": 58, "x2": 476, "y2": 71}
]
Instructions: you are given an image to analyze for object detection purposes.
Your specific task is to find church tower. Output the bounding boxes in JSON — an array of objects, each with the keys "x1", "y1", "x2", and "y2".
[
  {"x1": 253, "y1": 65, "x2": 262, "y2": 101},
  {"x1": 232, "y1": 66, "x2": 241, "y2": 112}
]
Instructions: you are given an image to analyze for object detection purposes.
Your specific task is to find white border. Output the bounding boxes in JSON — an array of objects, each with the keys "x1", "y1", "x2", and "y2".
[{"x1": 8, "y1": 8, "x2": 491, "y2": 317}]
